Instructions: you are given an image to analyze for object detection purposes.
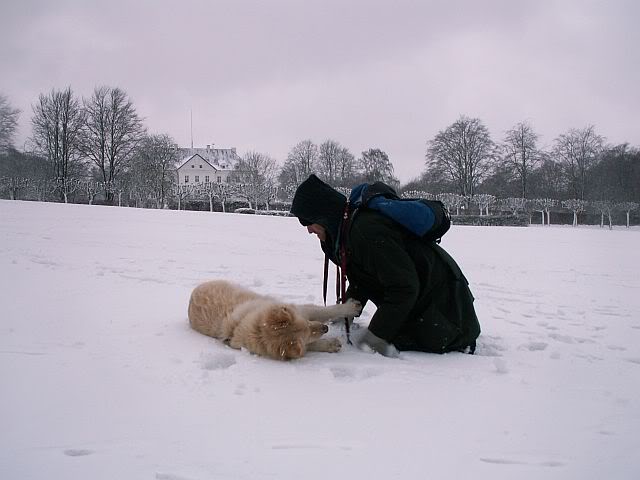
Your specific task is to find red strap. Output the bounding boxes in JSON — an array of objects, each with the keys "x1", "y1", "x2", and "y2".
[{"x1": 320, "y1": 203, "x2": 352, "y2": 344}]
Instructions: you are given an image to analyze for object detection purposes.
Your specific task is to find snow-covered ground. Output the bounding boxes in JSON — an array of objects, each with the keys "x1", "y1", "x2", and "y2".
[{"x1": 1, "y1": 200, "x2": 639, "y2": 480}]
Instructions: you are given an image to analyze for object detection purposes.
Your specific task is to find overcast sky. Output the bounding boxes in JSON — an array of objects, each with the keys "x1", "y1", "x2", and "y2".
[{"x1": 2, "y1": 0, "x2": 639, "y2": 182}]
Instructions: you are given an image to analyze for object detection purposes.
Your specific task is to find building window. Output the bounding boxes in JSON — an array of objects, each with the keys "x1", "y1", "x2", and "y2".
[
  {"x1": 205, "y1": 176, "x2": 210, "y2": 183},
  {"x1": 217, "y1": 176, "x2": 222, "y2": 183},
  {"x1": 199, "y1": 165, "x2": 202, "y2": 168},
  {"x1": 185, "y1": 175, "x2": 189, "y2": 183},
  {"x1": 191, "y1": 165, "x2": 194, "y2": 168},
  {"x1": 195, "y1": 176, "x2": 200, "y2": 183}
]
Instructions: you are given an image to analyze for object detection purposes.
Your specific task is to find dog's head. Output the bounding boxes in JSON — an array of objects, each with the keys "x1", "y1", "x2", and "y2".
[{"x1": 261, "y1": 305, "x2": 321, "y2": 360}]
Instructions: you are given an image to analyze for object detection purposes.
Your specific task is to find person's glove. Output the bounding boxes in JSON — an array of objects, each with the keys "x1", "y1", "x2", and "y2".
[{"x1": 354, "y1": 329, "x2": 400, "y2": 358}]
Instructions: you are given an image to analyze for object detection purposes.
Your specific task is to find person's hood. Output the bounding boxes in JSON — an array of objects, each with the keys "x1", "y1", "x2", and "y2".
[{"x1": 290, "y1": 174, "x2": 347, "y2": 260}]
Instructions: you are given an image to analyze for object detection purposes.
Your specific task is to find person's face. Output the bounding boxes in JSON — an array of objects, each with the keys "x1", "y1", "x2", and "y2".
[{"x1": 306, "y1": 223, "x2": 326, "y2": 242}]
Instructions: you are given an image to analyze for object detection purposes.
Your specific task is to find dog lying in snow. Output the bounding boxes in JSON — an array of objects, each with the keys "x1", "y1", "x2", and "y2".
[{"x1": 188, "y1": 280, "x2": 361, "y2": 360}]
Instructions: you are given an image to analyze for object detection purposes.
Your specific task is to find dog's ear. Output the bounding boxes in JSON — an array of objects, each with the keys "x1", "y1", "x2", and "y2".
[
  {"x1": 267, "y1": 306, "x2": 293, "y2": 331},
  {"x1": 280, "y1": 339, "x2": 305, "y2": 360}
]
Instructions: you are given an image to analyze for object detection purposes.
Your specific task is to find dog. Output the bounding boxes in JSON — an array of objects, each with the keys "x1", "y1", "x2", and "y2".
[{"x1": 188, "y1": 280, "x2": 361, "y2": 360}]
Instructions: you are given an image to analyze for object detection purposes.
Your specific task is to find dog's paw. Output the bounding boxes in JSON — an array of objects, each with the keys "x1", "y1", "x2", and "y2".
[
  {"x1": 307, "y1": 337, "x2": 342, "y2": 353},
  {"x1": 342, "y1": 299, "x2": 362, "y2": 317},
  {"x1": 325, "y1": 337, "x2": 342, "y2": 353}
]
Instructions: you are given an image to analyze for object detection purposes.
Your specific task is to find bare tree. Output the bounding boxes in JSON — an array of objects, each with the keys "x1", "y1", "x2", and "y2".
[
  {"x1": 197, "y1": 180, "x2": 239, "y2": 213},
  {"x1": 280, "y1": 140, "x2": 318, "y2": 187},
  {"x1": 104, "y1": 179, "x2": 128, "y2": 207},
  {"x1": 129, "y1": 183, "x2": 149, "y2": 208},
  {"x1": 0, "y1": 177, "x2": 29, "y2": 200},
  {"x1": 316, "y1": 140, "x2": 341, "y2": 184},
  {"x1": 553, "y1": 126, "x2": 604, "y2": 201},
  {"x1": 84, "y1": 180, "x2": 101, "y2": 205},
  {"x1": 81, "y1": 86, "x2": 145, "y2": 203},
  {"x1": 31, "y1": 87, "x2": 85, "y2": 202},
  {"x1": 233, "y1": 151, "x2": 278, "y2": 210},
  {"x1": 472, "y1": 194, "x2": 496, "y2": 216},
  {"x1": 213, "y1": 182, "x2": 236, "y2": 213},
  {"x1": 31, "y1": 178, "x2": 54, "y2": 201},
  {"x1": 617, "y1": 202, "x2": 638, "y2": 228},
  {"x1": 316, "y1": 140, "x2": 356, "y2": 186},
  {"x1": 426, "y1": 116, "x2": 496, "y2": 199},
  {"x1": 263, "y1": 183, "x2": 279, "y2": 210},
  {"x1": 401, "y1": 189, "x2": 430, "y2": 199},
  {"x1": 279, "y1": 183, "x2": 298, "y2": 203},
  {"x1": 592, "y1": 200, "x2": 615, "y2": 229},
  {"x1": 562, "y1": 199, "x2": 587, "y2": 227},
  {"x1": 172, "y1": 185, "x2": 193, "y2": 210},
  {"x1": 197, "y1": 182, "x2": 217, "y2": 212},
  {"x1": 529, "y1": 157, "x2": 565, "y2": 199},
  {"x1": 53, "y1": 177, "x2": 81, "y2": 203},
  {"x1": 359, "y1": 148, "x2": 398, "y2": 186},
  {"x1": 437, "y1": 193, "x2": 466, "y2": 216},
  {"x1": 531, "y1": 198, "x2": 557, "y2": 225},
  {"x1": 502, "y1": 197, "x2": 526, "y2": 216},
  {"x1": 0, "y1": 149, "x2": 49, "y2": 187},
  {"x1": 502, "y1": 122, "x2": 541, "y2": 199},
  {"x1": 335, "y1": 146, "x2": 356, "y2": 187},
  {"x1": 131, "y1": 134, "x2": 178, "y2": 208},
  {"x1": 0, "y1": 94, "x2": 21, "y2": 153}
]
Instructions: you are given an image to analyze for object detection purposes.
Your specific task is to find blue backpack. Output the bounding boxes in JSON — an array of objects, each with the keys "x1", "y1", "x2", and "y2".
[{"x1": 349, "y1": 182, "x2": 451, "y2": 243}]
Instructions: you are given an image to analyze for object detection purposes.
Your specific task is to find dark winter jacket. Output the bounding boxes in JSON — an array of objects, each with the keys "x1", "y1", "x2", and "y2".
[
  {"x1": 290, "y1": 174, "x2": 480, "y2": 353},
  {"x1": 345, "y1": 209, "x2": 480, "y2": 353}
]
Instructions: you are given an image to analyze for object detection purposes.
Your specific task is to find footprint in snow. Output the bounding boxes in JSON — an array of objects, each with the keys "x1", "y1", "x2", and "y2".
[
  {"x1": 493, "y1": 358, "x2": 509, "y2": 374},
  {"x1": 480, "y1": 457, "x2": 565, "y2": 467},
  {"x1": 329, "y1": 366, "x2": 381, "y2": 381},
  {"x1": 156, "y1": 473, "x2": 197, "y2": 480},
  {"x1": 606, "y1": 345, "x2": 626, "y2": 351},
  {"x1": 506, "y1": 320, "x2": 526, "y2": 327},
  {"x1": 548, "y1": 333, "x2": 575, "y2": 344},
  {"x1": 200, "y1": 352, "x2": 236, "y2": 371},
  {"x1": 519, "y1": 341, "x2": 548, "y2": 352},
  {"x1": 63, "y1": 449, "x2": 93, "y2": 457},
  {"x1": 474, "y1": 337, "x2": 506, "y2": 357},
  {"x1": 480, "y1": 457, "x2": 526, "y2": 465}
]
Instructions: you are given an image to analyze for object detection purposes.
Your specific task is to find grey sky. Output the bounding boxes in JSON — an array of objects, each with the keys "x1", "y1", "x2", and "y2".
[{"x1": 2, "y1": 0, "x2": 639, "y2": 182}]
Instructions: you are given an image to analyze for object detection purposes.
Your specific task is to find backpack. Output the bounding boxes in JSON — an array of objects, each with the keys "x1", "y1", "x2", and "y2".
[{"x1": 348, "y1": 181, "x2": 451, "y2": 243}]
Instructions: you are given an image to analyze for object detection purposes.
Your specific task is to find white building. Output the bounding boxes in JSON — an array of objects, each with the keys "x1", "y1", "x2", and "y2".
[{"x1": 176, "y1": 145, "x2": 242, "y2": 186}]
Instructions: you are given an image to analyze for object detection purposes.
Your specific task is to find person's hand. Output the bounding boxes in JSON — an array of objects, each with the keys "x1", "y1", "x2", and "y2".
[{"x1": 354, "y1": 329, "x2": 400, "y2": 358}]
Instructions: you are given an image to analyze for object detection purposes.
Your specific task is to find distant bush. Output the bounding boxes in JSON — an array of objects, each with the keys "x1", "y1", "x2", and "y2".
[
  {"x1": 234, "y1": 208, "x2": 293, "y2": 217},
  {"x1": 259, "y1": 210, "x2": 293, "y2": 217},
  {"x1": 452, "y1": 214, "x2": 529, "y2": 227},
  {"x1": 268, "y1": 200, "x2": 292, "y2": 211},
  {"x1": 234, "y1": 208, "x2": 256, "y2": 214}
]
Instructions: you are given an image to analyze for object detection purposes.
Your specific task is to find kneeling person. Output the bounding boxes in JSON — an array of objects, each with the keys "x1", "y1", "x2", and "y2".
[{"x1": 290, "y1": 174, "x2": 481, "y2": 357}]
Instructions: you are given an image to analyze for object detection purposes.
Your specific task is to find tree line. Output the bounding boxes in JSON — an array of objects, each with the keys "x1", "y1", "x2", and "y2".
[
  {"x1": 1, "y1": 90, "x2": 638, "y2": 226},
  {"x1": 411, "y1": 115, "x2": 639, "y2": 226}
]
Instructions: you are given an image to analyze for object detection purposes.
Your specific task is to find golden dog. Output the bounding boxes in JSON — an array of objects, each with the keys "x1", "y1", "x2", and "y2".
[{"x1": 188, "y1": 280, "x2": 361, "y2": 360}]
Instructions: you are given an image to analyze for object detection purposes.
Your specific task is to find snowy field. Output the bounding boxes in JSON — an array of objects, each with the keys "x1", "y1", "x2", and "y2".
[{"x1": 1, "y1": 199, "x2": 639, "y2": 480}]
